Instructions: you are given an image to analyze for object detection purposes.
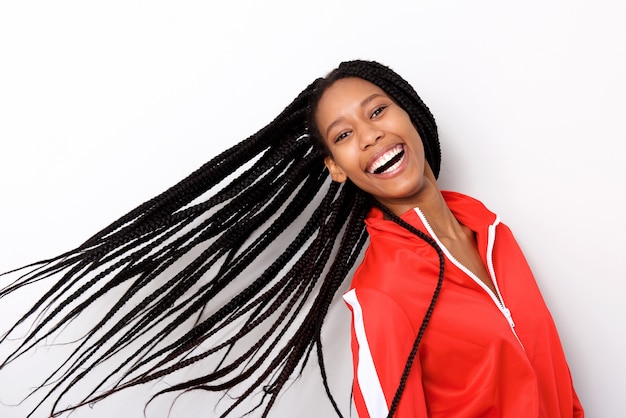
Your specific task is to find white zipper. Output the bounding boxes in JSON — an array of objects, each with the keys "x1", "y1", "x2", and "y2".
[{"x1": 413, "y1": 208, "x2": 525, "y2": 350}]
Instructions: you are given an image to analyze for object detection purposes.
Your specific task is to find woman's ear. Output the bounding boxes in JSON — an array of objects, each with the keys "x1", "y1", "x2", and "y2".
[{"x1": 324, "y1": 156, "x2": 348, "y2": 183}]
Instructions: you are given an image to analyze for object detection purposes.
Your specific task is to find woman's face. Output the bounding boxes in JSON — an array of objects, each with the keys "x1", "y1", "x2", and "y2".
[{"x1": 315, "y1": 77, "x2": 431, "y2": 214}]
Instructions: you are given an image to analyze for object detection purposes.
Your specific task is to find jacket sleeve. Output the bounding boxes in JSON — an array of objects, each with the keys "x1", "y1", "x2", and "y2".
[{"x1": 343, "y1": 287, "x2": 428, "y2": 418}]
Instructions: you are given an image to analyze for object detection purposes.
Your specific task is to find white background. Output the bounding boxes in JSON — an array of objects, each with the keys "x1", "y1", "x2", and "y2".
[{"x1": 1, "y1": 1, "x2": 624, "y2": 417}]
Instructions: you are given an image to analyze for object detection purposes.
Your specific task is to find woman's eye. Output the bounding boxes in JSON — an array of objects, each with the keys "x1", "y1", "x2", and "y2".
[
  {"x1": 371, "y1": 105, "x2": 387, "y2": 118},
  {"x1": 334, "y1": 131, "x2": 350, "y2": 143}
]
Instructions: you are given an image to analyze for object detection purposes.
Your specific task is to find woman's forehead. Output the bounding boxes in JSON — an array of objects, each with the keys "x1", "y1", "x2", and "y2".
[
  {"x1": 316, "y1": 78, "x2": 387, "y2": 118},
  {"x1": 320, "y1": 77, "x2": 385, "y2": 101}
]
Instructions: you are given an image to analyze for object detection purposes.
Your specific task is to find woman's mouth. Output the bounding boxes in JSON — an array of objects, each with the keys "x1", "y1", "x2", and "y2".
[{"x1": 368, "y1": 144, "x2": 406, "y2": 174}]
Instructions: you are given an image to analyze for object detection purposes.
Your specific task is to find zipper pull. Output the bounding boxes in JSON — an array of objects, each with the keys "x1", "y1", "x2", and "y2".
[{"x1": 502, "y1": 307, "x2": 515, "y2": 328}]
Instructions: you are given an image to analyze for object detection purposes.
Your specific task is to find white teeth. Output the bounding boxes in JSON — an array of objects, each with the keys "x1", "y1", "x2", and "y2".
[{"x1": 369, "y1": 145, "x2": 404, "y2": 174}]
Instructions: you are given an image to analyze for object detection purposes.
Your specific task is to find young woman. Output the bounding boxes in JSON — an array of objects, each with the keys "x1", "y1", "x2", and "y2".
[{"x1": 0, "y1": 60, "x2": 582, "y2": 417}]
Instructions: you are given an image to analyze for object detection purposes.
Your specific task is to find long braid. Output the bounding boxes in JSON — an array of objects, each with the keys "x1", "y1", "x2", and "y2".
[
  {"x1": 1, "y1": 88, "x2": 333, "y2": 416},
  {"x1": 373, "y1": 202, "x2": 445, "y2": 417},
  {"x1": 3, "y1": 132, "x2": 316, "y2": 376},
  {"x1": 0, "y1": 60, "x2": 444, "y2": 418},
  {"x1": 58, "y1": 145, "x2": 326, "y2": 414}
]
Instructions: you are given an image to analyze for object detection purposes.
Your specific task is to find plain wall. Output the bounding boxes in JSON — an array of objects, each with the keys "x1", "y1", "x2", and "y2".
[{"x1": 1, "y1": 1, "x2": 624, "y2": 417}]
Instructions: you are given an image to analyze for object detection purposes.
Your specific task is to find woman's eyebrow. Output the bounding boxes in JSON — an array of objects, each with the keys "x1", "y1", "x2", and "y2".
[{"x1": 361, "y1": 93, "x2": 385, "y2": 108}]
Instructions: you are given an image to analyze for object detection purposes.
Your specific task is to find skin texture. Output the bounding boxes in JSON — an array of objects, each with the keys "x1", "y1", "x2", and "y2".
[{"x1": 316, "y1": 77, "x2": 497, "y2": 294}]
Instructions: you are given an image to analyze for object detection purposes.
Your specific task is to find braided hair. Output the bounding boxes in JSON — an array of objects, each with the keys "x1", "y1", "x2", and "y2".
[{"x1": 0, "y1": 60, "x2": 444, "y2": 417}]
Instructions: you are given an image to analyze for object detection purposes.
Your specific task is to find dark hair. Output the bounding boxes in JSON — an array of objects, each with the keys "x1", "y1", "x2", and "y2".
[{"x1": 0, "y1": 60, "x2": 443, "y2": 418}]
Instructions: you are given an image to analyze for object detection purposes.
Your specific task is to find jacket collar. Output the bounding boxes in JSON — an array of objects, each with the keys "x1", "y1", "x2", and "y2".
[{"x1": 364, "y1": 191, "x2": 498, "y2": 241}]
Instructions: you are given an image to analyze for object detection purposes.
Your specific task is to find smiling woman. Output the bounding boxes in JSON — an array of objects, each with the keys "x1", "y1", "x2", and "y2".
[
  {"x1": 316, "y1": 77, "x2": 431, "y2": 215},
  {"x1": 0, "y1": 60, "x2": 583, "y2": 417}
]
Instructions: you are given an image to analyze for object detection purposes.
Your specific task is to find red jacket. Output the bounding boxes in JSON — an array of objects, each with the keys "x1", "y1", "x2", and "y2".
[{"x1": 343, "y1": 191, "x2": 583, "y2": 417}]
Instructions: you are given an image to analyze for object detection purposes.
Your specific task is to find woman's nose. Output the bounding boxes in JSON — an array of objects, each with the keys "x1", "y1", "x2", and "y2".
[{"x1": 360, "y1": 124, "x2": 384, "y2": 149}]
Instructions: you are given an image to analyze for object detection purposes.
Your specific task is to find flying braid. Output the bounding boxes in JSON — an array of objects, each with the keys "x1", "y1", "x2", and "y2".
[{"x1": 0, "y1": 60, "x2": 443, "y2": 417}]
